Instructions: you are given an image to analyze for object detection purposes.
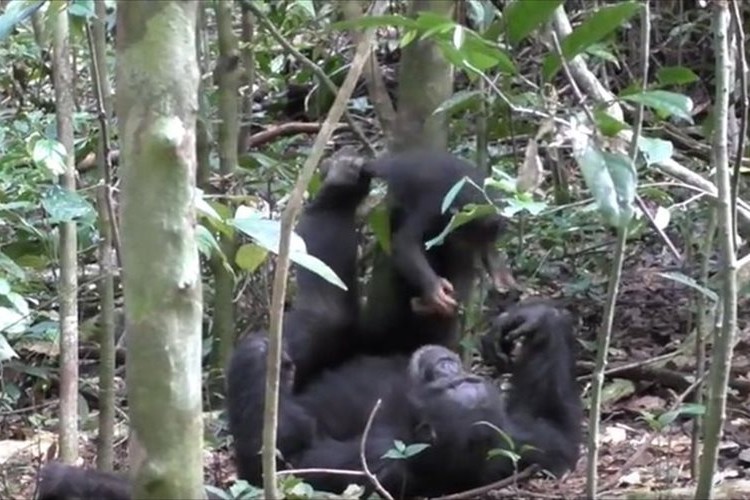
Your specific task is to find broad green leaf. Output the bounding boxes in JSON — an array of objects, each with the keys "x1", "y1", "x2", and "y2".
[
  {"x1": 503, "y1": 0, "x2": 563, "y2": 45},
  {"x1": 0, "y1": 305, "x2": 28, "y2": 335},
  {"x1": 656, "y1": 66, "x2": 699, "y2": 86},
  {"x1": 575, "y1": 144, "x2": 636, "y2": 229},
  {"x1": 32, "y1": 138, "x2": 67, "y2": 176},
  {"x1": 621, "y1": 90, "x2": 694, "y2": 122},
  {"x1": 41, "y1": 185, "x2": 95, "y2": 224},
  {"x1": 638, "y1": 136, "x2": 674, "y2": 166},
  {"x1": 382, "y1": 449, "x2": 407, "y2": 460},
  {"x1": 441, "y1": 177, "x2": 469, "y2": 214},
  {"x1": 0, "y1": 278, "x2": 10, "y2": 296},
  {"x1": 434, "y1": 89, "x2": 483, "y2": 116},
  {"x1": 289, "y1": 0, "x2": 315, "y2": 18},
  {"x1": 232, "y1": 207, "x2": 346, "y2": 290},
  {"x1": 235, "y1": 243, "x2": 268, "y2": 273},
  {"x1": 0, "y1": 334, "x2": 18, "y2": 361},
  {"x1": 68, "y1": 0, "x2": 95, "y2": 18},
  {"x1": 585, "y1": 43, "x2": 619, "y2": 64},
  {"x1": 594, "y1": 108, "x2": 629, "y2": 137},
  {"x1": 502, "y1": 198, "x2": 547, "y2": 217},
  {"x1": 656, "y1": 271, "x2": 718, "y2": 303},
  {"x1": 194, "y1": 188, "x2": 223, "y2": 221},
  {"x1": 0, "y1": 0, "x2": 45, "y2": 41},
  {"x1": 426, "y1": 204, "x2": 497, "y2": 250},
  {"x1": 368, "y1": 204, "x2": 391, "y2": 255},
  {"x1": 542, "y1": 1, "x2": 641, "y2": 80},
  {"x1": 196, "y1": 225, "x2": 222, "y2": 259}
]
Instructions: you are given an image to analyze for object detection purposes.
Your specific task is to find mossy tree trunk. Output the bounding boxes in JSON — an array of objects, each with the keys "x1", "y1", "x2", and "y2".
[{"x1": 116, "y1": 2, "x2": 204, "y2": 498}]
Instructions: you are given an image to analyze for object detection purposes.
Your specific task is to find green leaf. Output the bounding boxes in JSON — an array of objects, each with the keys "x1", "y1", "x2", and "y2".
[
  {"x1": 196, "y1": 225, "x2": 222, "y2": 259},
  {"x1": 441, "y1": 177, "x2": 469, "y2": 214},
  {"x1": 235, "y1": 243, "x2": 269, "y2": 273},
  {"x1": 502, "y1": 197, "x2": 547, "y2": 217},
  {"x1": 194, "y1": 188, "x2": 223, "y2": 221},
  {"x1": 232, "y1": 207, "x2": 346, "y2": 290},
  {"x1": 542, "y1": 1, "x2": 641, "y2": 80},
  {"x1": 594, "y1": 108, "x2": 629, "y2": 137},
  {"x1": 0, "y1": 334, "x2": 18, "y2": 362},
  {"x1": 621, "y1": 90, "x2": 694, "y2": 122},
  {"x1": 68, "y1": 0, "x2": 95, "y2": 18},
  {"x1": 32, "y1": 138, "x2": 68, "y2": 176},
  {"x1": 0, "y1": 0, "x2": 45, "y2": 41},
  {"x1": 0, "y1": 278, "x2": 10, "y2": 296},
  {"x1": 41, "y1": 185, "x2": 95, "y2": 224},
  {"x1": 289, "y1": 0, "x2": 315, "y2": 18},
  {"x1": 656, "y1": 66, "x2": 699, "y2": 86},
  {"x1": 503, "y1": 0, "x2": 563, "y2": 45},
  {"x1": 434, "y1": 90, "x2": 483, "y2": 116},
  {"x1": 638, "y1": 136, "x2": 674, "y2": 166},
  {"x1": 426, "y1": 204, "x2": 497, "y2": 250},
  {"x1": 656, "y1": 271, "x2": 718, "y2": 303},
  {"x1": 368, "y1": 204, "x2": 391, "y2": 255},
  {"x1": 575, "y1": 144, "x2": 636, "y2": 228},
  {"x1": 0, "y1": 305, "x2": 28, "y2": 335}
]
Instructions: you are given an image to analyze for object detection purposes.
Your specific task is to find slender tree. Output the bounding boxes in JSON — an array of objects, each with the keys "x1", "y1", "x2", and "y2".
[{"x1": 116, "y1": 2, "x2": 204, "y2": 497}]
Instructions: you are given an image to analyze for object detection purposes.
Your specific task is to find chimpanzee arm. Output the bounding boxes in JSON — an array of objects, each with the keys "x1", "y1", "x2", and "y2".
[
  {"x1": 390, "y1": 215, "x2": 440, "y2": 298},
  {"x1": 481, "y1": 302, "x2": 582, "y2": 477},
  {"x1": 294, "y1": 431, "x2": 413, "y2": 497}
]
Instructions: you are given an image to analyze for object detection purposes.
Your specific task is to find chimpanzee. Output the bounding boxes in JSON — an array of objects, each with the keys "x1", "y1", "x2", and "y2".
[
  {"x1": 282, "y1": 147, "x2": 373, "y2": 386},
  {"x1": 359, "y1": 149, "x2": 516, "y2": 355},
  {"x1": 35, "y1": 461, "x2": 222, "y2": 500},
  {"x1": 226, "y1": 299, "x2": 582, "y2": 498}
]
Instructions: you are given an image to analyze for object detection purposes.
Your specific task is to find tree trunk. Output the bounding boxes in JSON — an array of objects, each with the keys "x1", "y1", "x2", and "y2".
[
  {"x1": 89, "y1": 0, "x2": 116, "y2": 471},
  {"x1": 210, "y1": 0, "x2": 241, "y2": 374},
  {"x1": 116, "y1": 2, "x2": 204, "y2": 498},
  {"x1": 52, "y1": 1, "x2": 79, "y2": 465},
  {"x1": 392, "y1": 0, "x2": 455, "y2": 152}
]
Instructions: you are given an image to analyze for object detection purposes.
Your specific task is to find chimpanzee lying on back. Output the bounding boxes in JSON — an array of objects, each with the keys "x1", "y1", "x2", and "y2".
[
  {"x1": 227, "y1": 298, "x2": 581, "y2": 497},
  {"x1": 360, "y1": 149, "x2": 517, "y2": 355}
]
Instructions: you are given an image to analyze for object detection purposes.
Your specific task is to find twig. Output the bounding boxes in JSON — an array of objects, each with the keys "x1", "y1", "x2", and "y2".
[
  {"x1": 428, "y1": 465, "x2": 540, "y2": 500},
  {"x1": 258, "y1": 3, "x2": 387, "y2": 497},
  {"x1": 276, "y1": 468, "x2": 366, "y2": 477},
  {"x1": 360, "y1": 399, "x2": 394, "y2": 500},
  {"x1": 242, "y1": 0, "x2": 375, "y2": 154},
  {"x1": 730, "y1": 0, "x2": 747, "y2": 251},
  {"x1": 84, "y1": 22, "x2": 122, "y2": 269}
]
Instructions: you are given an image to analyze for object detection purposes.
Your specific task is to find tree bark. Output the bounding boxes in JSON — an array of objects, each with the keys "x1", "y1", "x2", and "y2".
[
  {"x1": 116, "y1": 2, "x2": 204, "y2": 498},
  {"x1": 52, "y1": 0, "x2": 79, "y2": 465}
]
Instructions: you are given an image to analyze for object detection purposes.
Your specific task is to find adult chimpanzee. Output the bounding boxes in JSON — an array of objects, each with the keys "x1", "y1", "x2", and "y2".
[
  {"x1": 226, "y1": 299, "x2": 582, "y2": 498},
  {"x1": 359, "y1": 149, "x2": 516, "y2": 355}
]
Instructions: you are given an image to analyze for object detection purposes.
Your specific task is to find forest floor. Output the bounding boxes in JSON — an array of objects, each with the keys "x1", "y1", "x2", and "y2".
[{"x1": 3, "y1": 237, "x2": 750, "y2": 500}]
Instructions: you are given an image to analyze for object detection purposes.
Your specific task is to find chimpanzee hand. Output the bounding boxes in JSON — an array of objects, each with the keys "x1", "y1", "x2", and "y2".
[
  {"x1": 481, "y1": 299, "x2": 567, "y2": 371},
  {"x1": 410, "y1": 277, "x2": 457, "y2": 317}
]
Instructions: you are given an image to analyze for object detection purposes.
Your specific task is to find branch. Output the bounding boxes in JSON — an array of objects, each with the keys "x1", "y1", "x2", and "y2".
[{"x1": 259, "y1": 2, "x2": 387, "y2": 497}]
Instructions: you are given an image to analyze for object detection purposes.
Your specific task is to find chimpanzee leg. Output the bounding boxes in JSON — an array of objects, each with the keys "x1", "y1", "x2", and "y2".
[
  {"x1": 37, "y1": 463, "x2": 130, "y2": 500},
  {"x1": 286, "y1": 151, "x2": 372, "y2": 383},
  {"x1": 36, "y1": 462, "x2": 223, "y2": 500},
  {"x1": 479, "y1": 301, "x2": 582, "y2": 479},
  {"x1": 226, "y1": 334, "x2": 317, "y2": 485}
]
